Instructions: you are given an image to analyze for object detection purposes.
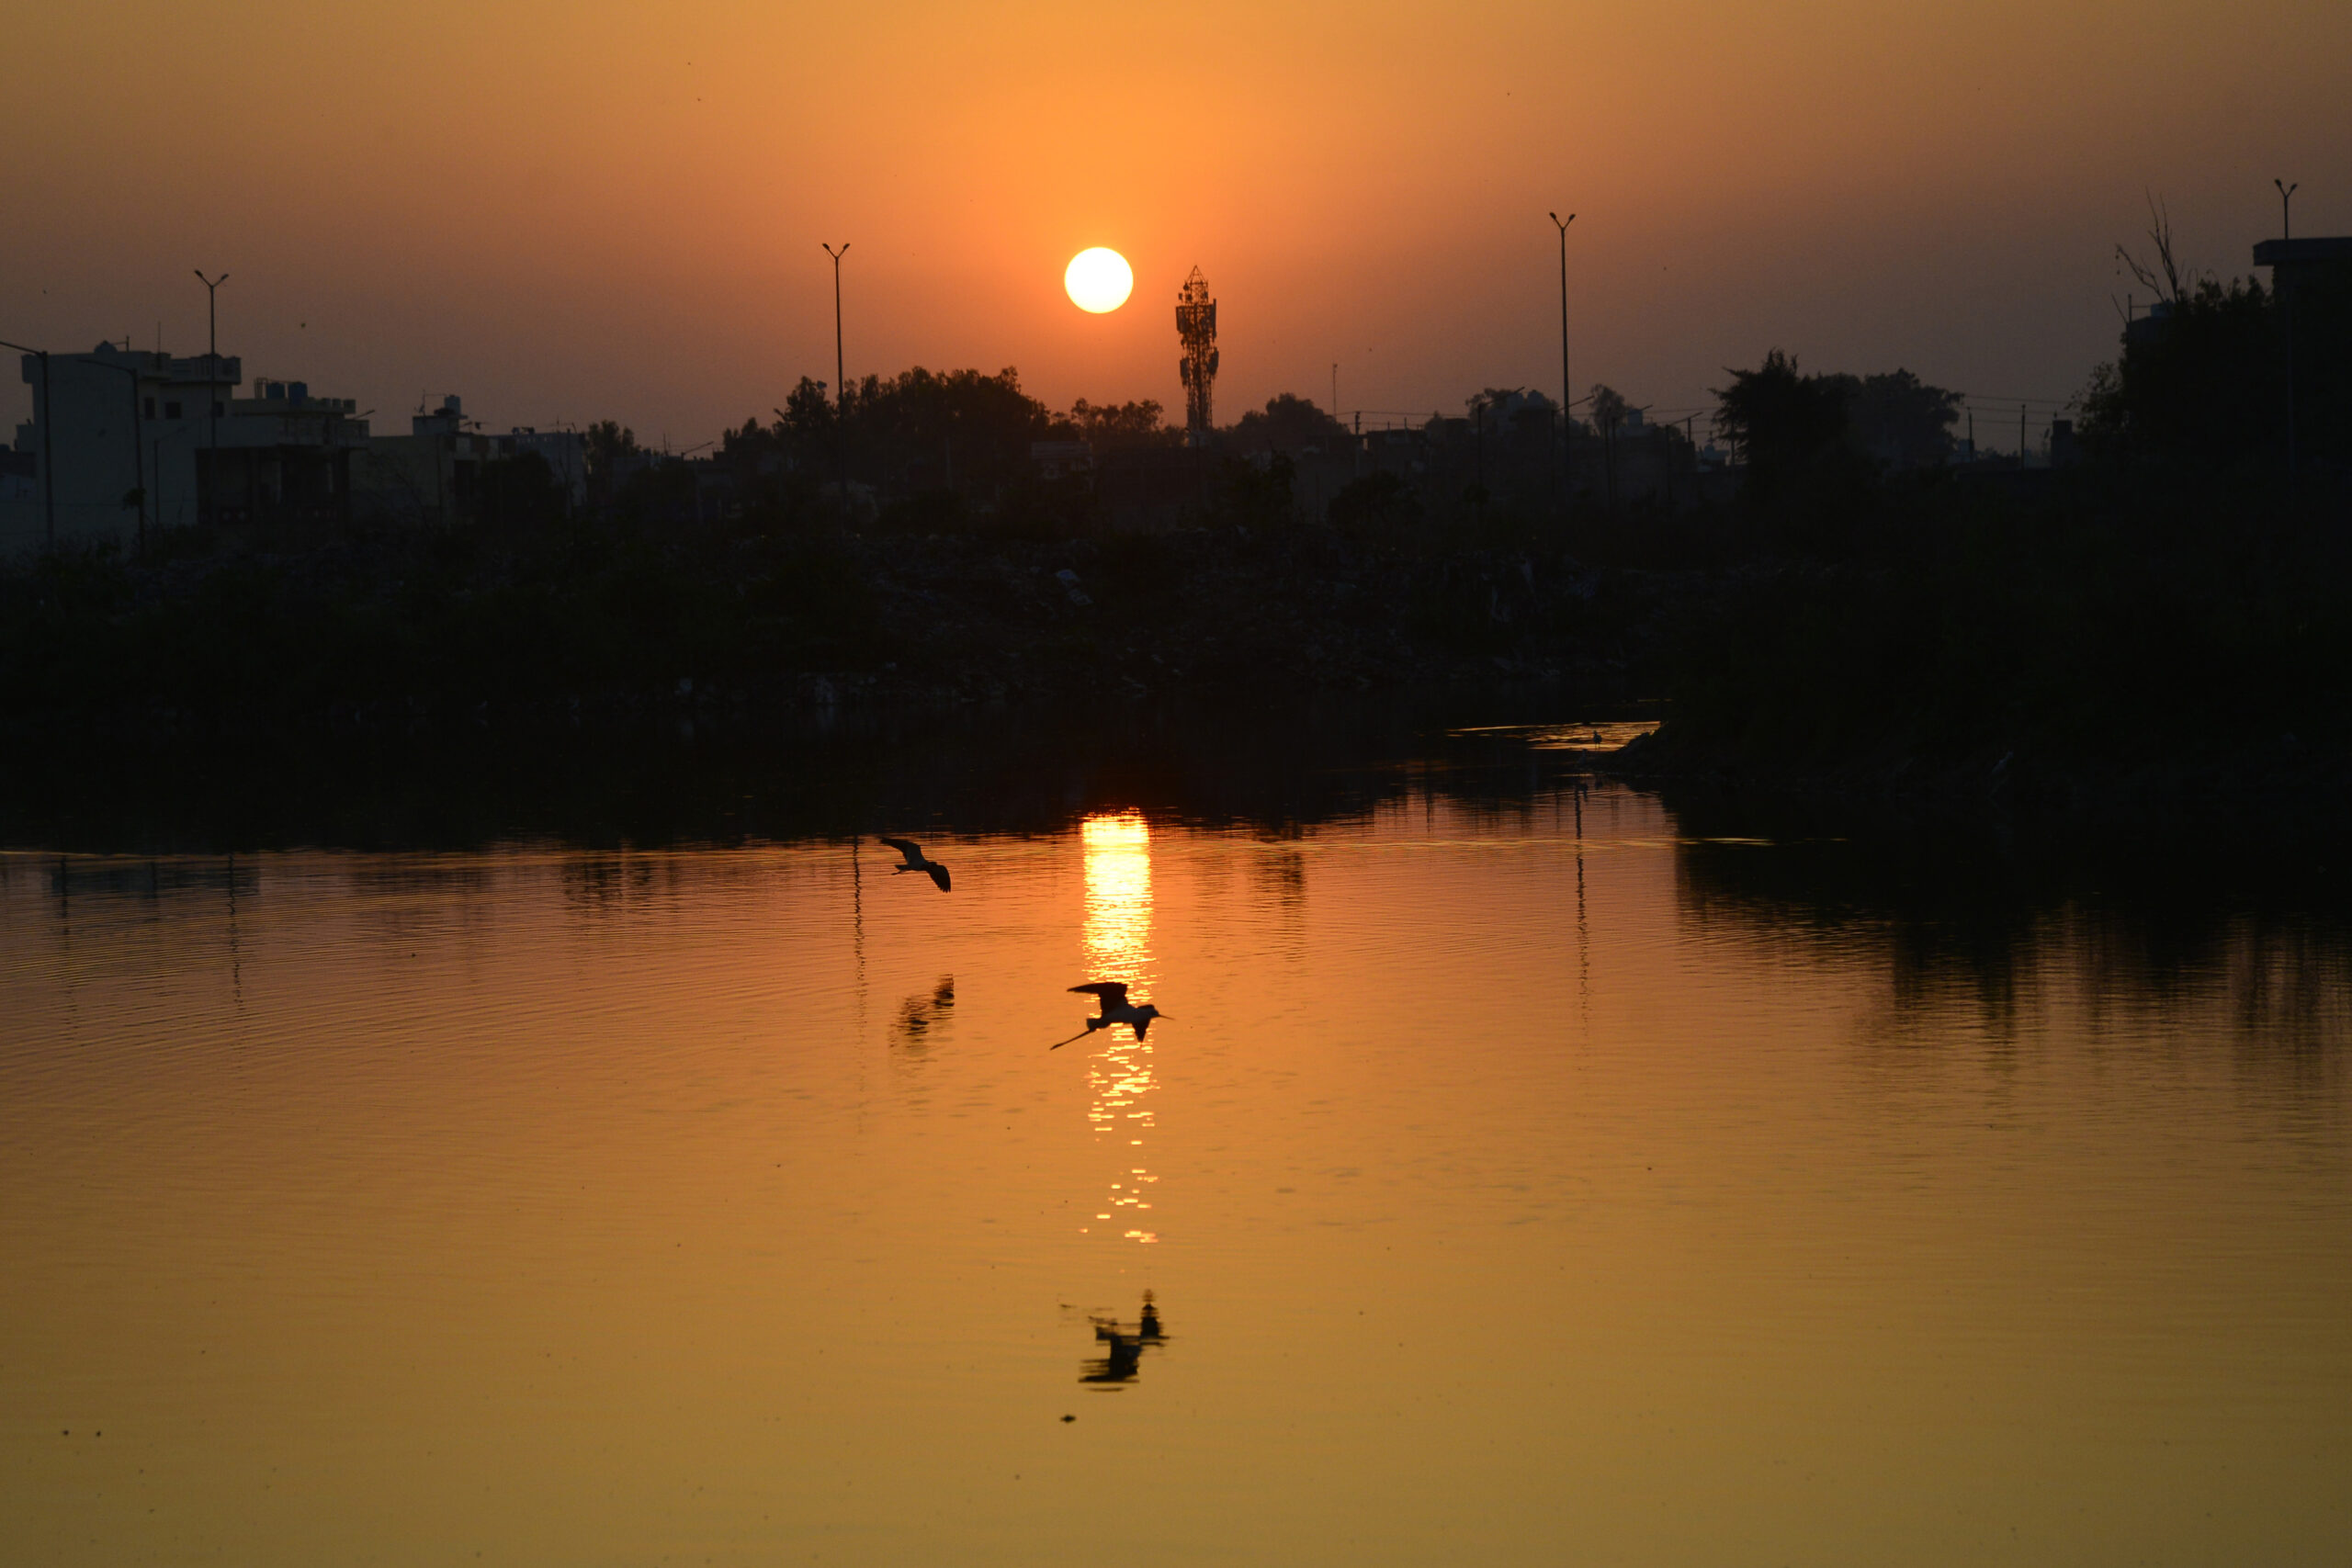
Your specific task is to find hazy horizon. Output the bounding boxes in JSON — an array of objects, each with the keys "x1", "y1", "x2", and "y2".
[{"x1": 7, "y1": 0, "x2": 2347, "y2": 447}]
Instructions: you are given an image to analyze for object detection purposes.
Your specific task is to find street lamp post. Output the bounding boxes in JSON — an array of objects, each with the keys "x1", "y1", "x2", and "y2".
[
  {"x1": 1549, "y1": 211, "x2": 1576, "y2": 506},
  {"x1": 194, "y1": 270, "x2": 228, "y2": 524},
  {"x1": 0, "y1": 337, "x2": 54, "y2": 551},
  {"x1": 820, "y1": 243, "x2": 850, "y2": 521}
]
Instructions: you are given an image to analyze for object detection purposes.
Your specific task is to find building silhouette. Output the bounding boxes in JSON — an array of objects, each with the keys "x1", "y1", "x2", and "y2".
[{"x1": 5, "y1": 350, "x2": 584, "y2": 553}]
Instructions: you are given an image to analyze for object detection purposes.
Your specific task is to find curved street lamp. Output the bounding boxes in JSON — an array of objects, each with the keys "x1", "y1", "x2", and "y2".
[
  {"x1": 820, "y1": 243, "x2": 851, "y2": 520},
  {"x1": 194, "y1": 271, "x2": 229, "y2": 522},
  {"x1": 1549, "y1": 211, "x2": 1576, "y2": 504}
]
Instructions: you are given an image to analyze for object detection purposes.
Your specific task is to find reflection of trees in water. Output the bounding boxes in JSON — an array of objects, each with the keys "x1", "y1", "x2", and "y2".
[
  {"x1": 561, "y1": 854, "x2": 659, "y2": 912},
  {"x1": 3, "y1": 691, "x2": 1647, "y2": 852},
  {"x1": 28, "y1": 855, "x2": 259, "y2": 903},
  {"x1": 1252, "y1": 844, "x2": 1306, "y2": 903},
  {"x1": 1079, "y1": 1292, "x2": 1165, "y2": 1385},
  {"x1": 1252, "y1": 842, "x2": 1307, "y2": 960},
  {"x1": 1663, "y1": 784, "x2": 2352, "y2": 1066},
  {"x1": 894, "y1": 975, "x2": 955, "y2": 1044}
]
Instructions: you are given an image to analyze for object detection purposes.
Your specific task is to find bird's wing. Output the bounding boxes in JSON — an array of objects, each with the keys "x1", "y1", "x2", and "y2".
[
  {"x1": 1132, "y1": 1018, "x2": 1150, "y2": 1040},
  {"x1": 927, "y1": 863, "x2": 951, "y2": 892},
  {"x1": 1069, "y1": 982, "x2": 1129, "y2": 1003},
  {"x1": 878, "y1": 837, "x2": 922, "y2": 862}
]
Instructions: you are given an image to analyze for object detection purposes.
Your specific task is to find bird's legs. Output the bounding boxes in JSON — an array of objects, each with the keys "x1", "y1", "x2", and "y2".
[{"x1": 1047, "y1": 1016, "x2": 1114, "y2": 1050}]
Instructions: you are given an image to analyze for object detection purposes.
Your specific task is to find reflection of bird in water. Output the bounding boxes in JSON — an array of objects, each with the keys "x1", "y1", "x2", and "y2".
[
  {"x1": 1083, "y1": 1330, "x2": 1144, "y2": 1382},
  {"x1": 1051, "y1": 981, "x2": 1166, "y2": 1049},
  {"x1": 1080, "y1": 1292, "x2": 1166, "y2": 1384},
  {"x1": 895, "y1": 976, "x2": 955, "y2": 1042},
  {"x1": 877, "y1": 837, "x2": 951, "y2": 892}
]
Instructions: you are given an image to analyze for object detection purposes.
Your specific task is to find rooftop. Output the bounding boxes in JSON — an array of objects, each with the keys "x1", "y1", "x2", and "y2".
[{"x1": 2252, "y1": 236, "x2": 2352, "y2": 265}]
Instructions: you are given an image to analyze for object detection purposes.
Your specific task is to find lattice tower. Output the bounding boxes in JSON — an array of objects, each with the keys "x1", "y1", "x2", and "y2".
[{"x1": 1175, "y1": 266, "x2": 1218, "y2": 446}]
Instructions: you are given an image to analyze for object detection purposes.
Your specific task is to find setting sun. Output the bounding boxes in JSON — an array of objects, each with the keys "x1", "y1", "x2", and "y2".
[{"x1": 1063, "y1": 247, "x2": 1134, "y2": 313}]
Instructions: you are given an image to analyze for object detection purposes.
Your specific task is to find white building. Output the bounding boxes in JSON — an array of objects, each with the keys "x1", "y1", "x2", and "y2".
[
  {"x1": 5, "y1": 344, "x2": 369, "y2": 557},
  {"x1": 6, "y1": 353, "x2": 588, "y2": 552}
]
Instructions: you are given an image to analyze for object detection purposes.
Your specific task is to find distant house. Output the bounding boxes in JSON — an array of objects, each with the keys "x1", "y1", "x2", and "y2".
[
  {"x1": 2252, "y1": 235, "x2": 2352, "y2": 310},
  {"x1": 2122, "y1": 298, "x2": 2174, "y2": 350},
  {"x1": 356, "y1": 395, "x2": 495, "y2": 525},
  {"x1": 0, "y1": 445, "x2": 34, "y2": 503},
  {"x1": 497, "y1": 426, "x2": 588, "y2": 510},
  {"x1": 1028, "y1": 440, "x2": 1094, "y2": 482},
  {"x1": 205, "y1": 377, "x2": 371, "y2": 528},
  {"x1": 1361, "y1": 425, "x2": 1427, "y2": 478},
  {"x1": 355, "y1": 398, "x2": 584, "y2": 525}
]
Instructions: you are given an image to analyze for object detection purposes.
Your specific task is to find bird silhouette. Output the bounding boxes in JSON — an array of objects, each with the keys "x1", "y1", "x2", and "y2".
[
  {"x1": 877, "y1": 837, "x2": 951, "y2": 892},
  {"x1": 1052, "y1": 981, "x2": 1166, "y2": 1047}
]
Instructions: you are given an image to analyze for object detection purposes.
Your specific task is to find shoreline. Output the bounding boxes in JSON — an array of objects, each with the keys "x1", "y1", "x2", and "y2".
[{"x1": 1599, "y1": 722, "x2": 2352, "y2": 827}]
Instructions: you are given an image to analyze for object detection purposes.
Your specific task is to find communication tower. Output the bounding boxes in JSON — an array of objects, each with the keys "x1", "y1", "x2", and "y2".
[{"x1": 1175, "y1": 266, "x2": 1218, "y2": 446}]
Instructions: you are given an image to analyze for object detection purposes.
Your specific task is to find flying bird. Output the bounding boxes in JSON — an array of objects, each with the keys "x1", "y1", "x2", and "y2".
[
  {"x1": 1051, "y1": 981, "x2": 1167, "y2": 1047},
  {"x1": 877, "y1": 837, "x2": 951, "y2": 892}
]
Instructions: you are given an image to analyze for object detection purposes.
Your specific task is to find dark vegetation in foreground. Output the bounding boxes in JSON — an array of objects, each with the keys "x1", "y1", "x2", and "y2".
[
  {"x1": 0, "y1": 501, "x2": 1673, "y2": 742},
  {"x1": 0, "y1": 689, "x2": 1623, "y2": 852},
  {"x1": 1623, "y1": 238, "x2": 2352, "y2": 802},
  {"x1": 5, "y1": 235, "x2": 2348, "y2": 814},
  {"x1": 1627, "y1": 465, "x2": 2352, "y2": 804}
]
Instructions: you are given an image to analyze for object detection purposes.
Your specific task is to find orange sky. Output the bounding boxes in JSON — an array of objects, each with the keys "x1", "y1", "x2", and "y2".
[{"x1": 6, "y1": 1, "x2": 2347, "y2": 446}]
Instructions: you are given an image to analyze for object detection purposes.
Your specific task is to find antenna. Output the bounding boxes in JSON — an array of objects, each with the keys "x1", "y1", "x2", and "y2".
[{"x1": 1175, "y1": 266, "x2": 1218, "y2": 446}]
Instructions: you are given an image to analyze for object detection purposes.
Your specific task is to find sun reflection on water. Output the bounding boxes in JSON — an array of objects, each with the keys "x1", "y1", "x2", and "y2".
[
  {"x1": 1080, "y1": 811, "x2": 1159, "y2": 1244},
  {"x1": 1080, "y1": 811, "x2": 1153, "y2": 984}
]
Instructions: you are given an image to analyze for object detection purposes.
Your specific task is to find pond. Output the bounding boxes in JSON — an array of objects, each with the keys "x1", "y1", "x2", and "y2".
[{"x1": 4, "y1": 705, "x2": 2347, "y2": 1566}]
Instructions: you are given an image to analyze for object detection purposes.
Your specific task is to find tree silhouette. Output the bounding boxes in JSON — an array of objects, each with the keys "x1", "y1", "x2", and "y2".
[
  {"x1": 583, "y1": 420, "x2": 640, "y2": 511},
  {"x1": 1069, "y1": 398, "x2": 1178, "y2": 450},
  {"x1": 1842, "y1": 371, "x2": 1962, "y2": 469},
  {"x1": 1713, "y1": 351, "x2": 1849, "y2": 502},
  {"x1": 1228, "y1": 393, "x2": 1353, "y2": 455}
]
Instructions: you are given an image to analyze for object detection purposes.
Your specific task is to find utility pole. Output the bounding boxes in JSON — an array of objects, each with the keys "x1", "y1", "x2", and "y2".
[
  {"x1": 84, "y1": 355, "x2": 148, "y2": 555},
  {"x1": 2019, "y1": 403, "x2": 2027, "y2": 468},
  {"x1": 1474, "y1": 398, "x2": 1487, "y2": 506},
  {"x1": 821, "y1": 243, "x2": 850, "y2": 522},
  {"x1": 1549, "y1": 211, "x2": 1576, "y2": 505},
  {"x1": 0, "y1": 338, "x2": 53, "y2": 550},
  {"x1": 194, "y1": 271, "x2": 228, "y2": 524},
  {"x1": 2277, "y1": 179, "x2": 2299, "y2": 485}
]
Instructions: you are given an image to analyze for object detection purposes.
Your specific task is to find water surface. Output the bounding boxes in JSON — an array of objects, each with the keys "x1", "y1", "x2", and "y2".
[{"x1": 5, "y1": 726, "x2": 2348, "y2": 1565}]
